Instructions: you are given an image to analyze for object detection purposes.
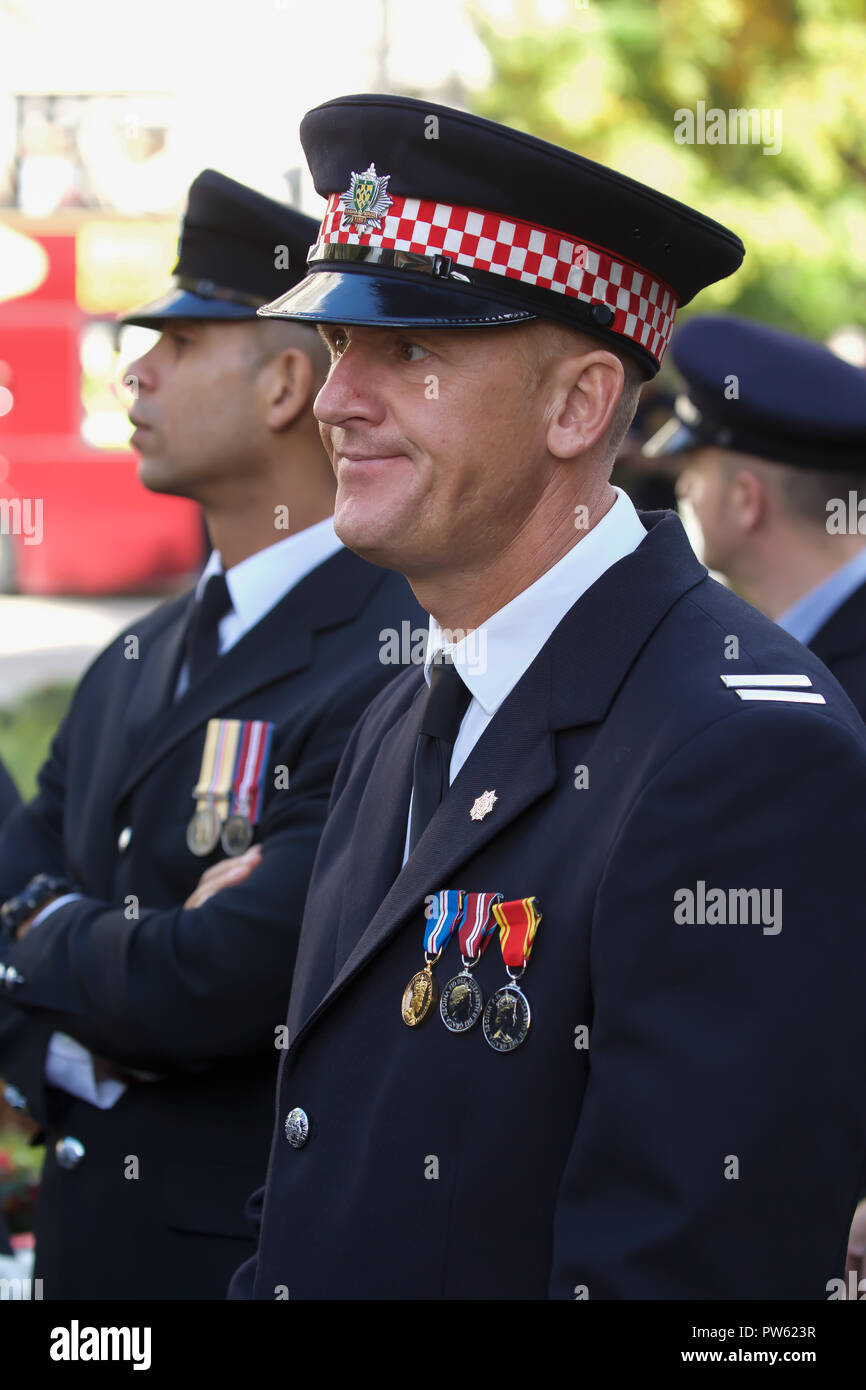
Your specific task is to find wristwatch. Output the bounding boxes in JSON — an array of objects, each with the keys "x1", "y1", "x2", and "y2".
[{"x1": 0, "y1": 873, "x2": 70, "y2": 936}]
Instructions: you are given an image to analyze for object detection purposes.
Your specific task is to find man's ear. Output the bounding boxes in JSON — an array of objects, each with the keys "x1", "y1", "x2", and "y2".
[
  {"x1": 730, "y1": 466, "x2": 767, "y2": 534},
  {"x1": 545, "y1": 350, "x2": 624, "y2": 459},
  {"x1": 261, "y1": 349, "x2": 315, "y2": 431}
]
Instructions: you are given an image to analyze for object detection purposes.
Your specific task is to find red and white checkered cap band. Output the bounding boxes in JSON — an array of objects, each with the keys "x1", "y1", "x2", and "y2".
[{"x1": 317, "y1": 192, "x2": 679, "y2": 366}]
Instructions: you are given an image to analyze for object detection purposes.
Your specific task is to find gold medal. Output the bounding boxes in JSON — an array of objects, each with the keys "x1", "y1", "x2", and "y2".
[
  {"x1": 401, "y1": 960, "x2": 438, "y2": 1027},
  {"x1": 401, "y1": 891, "x2": 465, "y2": 1028}
]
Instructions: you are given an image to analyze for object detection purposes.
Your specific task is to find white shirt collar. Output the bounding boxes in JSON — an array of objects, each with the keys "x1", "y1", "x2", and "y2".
[
  {"x1": 424, "y1": 487, "x2": 647, "y2": 714},
  {"x1": 197, "y1": 517, "x2": 343, "y2": 638}
]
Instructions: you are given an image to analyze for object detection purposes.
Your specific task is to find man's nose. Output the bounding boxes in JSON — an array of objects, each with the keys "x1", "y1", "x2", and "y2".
[{"x1": 314, "y1": 344, "x2": 383, "y2": 428}]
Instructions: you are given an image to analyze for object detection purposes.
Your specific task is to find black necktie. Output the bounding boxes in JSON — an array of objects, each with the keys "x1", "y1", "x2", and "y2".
[
  {"x1": 183, "y1": 572, "x2": 233, "y2": 688},
  {"x1": 409, "y1": 655, "x2": 472, "y2": 854}
]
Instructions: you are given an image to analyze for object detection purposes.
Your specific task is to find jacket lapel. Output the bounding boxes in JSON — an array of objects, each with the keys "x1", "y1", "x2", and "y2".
[
  {"x1": 115, "y1": 548, "x2": 385, "y2": 806},
  {"x1": 124, "y1": 594, "x2": 192, "y2": 738},
  {"x1": 288, "y1": 682, "x2": 425, "y2": 1034},
  {"x1": 289, "y1": 511, "x2": 707, "y2": 1048}
]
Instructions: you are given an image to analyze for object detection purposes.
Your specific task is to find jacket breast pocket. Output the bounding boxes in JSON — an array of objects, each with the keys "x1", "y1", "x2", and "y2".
[{"x1": 161, "y1": 1161, "x2": 264, "y2": 1240}]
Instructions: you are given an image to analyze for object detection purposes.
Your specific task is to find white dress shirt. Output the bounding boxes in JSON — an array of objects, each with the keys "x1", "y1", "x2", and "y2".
[
  {"x1": 402, "y1": 486, "x2": 647, "y2": 865},
  {"x1": 42, "y1": 518, "x2": 344, "y2": 1108}
]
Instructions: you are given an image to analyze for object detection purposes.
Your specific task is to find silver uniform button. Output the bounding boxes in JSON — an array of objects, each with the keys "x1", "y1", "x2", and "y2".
[
  {"x1": 3, "y1": 965, "x2": 23, "y2": 988},
  {"x1": 55, "y1": 1136, "x2": 86, "y2": 1171},
  {"x1": 117, "y1": 826, "x2": 133, "y2": 852},
  {"x1": 284, "y1": 1107, "x2": 310, "y2": 1148},
  {"x1": 3, "y1": 1083, "x2": 27, "y2": 1111}
]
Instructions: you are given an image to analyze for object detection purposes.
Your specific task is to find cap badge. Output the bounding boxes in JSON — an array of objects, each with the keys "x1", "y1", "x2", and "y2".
[{"x1": 339, "y1": 163, "x2": 393, "y2": 233}]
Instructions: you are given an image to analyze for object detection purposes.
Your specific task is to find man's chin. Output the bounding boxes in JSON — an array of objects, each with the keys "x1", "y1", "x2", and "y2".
[
  {"x1": 137, "y1": 458, "x2": 184, "y2": 498},
  {"x1": 333, "y1": 498, "x2": 408, "y2": 572}
]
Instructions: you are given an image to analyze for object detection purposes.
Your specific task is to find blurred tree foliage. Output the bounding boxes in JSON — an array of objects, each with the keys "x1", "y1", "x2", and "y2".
[
  {"x1": 0, "y1": 685, "x2": 72, "y2": 801},
  {"x1": 468, "y1": 0, "x2": 866, "y2": 338}
]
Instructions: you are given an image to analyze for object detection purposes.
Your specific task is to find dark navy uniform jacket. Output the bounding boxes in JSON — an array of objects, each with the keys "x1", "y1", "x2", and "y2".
[
  {"x1": 0, "y1": 548, "x2": 422, "y2": 1299},
  {"x1": 231, "y1": 512, "x2": 866, "y2": 1300},
  {"x1": 809, "y1": 580, "x2": 866, "y2": 724},
  {"x1": 0, "y1": 761, "x2": 18, "y2": 825}
]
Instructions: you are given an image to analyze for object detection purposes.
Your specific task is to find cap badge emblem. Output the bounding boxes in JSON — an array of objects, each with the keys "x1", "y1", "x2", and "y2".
[{"x1": 339, "y1": 163, "x2": 393, "y2": 232}]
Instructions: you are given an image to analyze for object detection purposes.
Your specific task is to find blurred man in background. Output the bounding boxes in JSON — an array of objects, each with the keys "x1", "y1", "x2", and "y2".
[
  {"x1": 646, "y1": 316, "x2": 866, "y2": 718},
  {"x1": 0, "y1": 169, "x2": 422, "y2": 1299}
]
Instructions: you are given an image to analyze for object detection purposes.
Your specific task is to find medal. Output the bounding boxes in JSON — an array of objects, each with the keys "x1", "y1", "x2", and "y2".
[
  {"x1": 401, "y1": 890, "x2": 464, "y2": 1028},
  {"x1": 186, "y1": 719, "x2": 242, "y2": 857},
  {"x1": 186, "y1": 805, "x2": 222, "y2": 856},
  {"x1": 482, "y1": 897, "x2": 542, "y2": 1052},
  {"x1": 439, "y1": 891, "x2": 502, "y2": 1034},
  {"x1": 221, "y1": 815, "x2": 254, "y2": 856},
  {"x1": 220, "y1": 720, "x2": 274, "y2": 857}
]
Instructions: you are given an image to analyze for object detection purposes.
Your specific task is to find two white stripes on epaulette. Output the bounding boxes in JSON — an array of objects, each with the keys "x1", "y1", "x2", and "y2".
[{"x1": 720, "y1": 674, "x2": 826, "y2": 705}]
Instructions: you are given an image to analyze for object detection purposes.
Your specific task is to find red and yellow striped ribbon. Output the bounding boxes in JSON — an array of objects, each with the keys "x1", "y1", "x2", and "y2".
[{"x1": 491, "y1": 896, "x2": 542, "y2": 969}]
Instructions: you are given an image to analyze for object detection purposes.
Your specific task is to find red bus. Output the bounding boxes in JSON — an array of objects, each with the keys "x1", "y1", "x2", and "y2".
[{"x1": 0, "y1": 212, "x2": 203, "y2": 594}]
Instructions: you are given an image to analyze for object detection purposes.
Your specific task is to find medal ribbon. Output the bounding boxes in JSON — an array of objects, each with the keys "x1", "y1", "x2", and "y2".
[
  {"x1": 229, "y1": 720, "x2": 274, "y2": 822},
  {"x1": 424, "y1": 890, "x2": 465, "y2": 955},
  {"x1": 192, "y1": 717, "x2": 239, "y2": 814},
  {"x1": 458, "y1": 891, "x2": 502, "y2": 962},
  {"x1": 192, "y1": 719, "x2": 221, "y2": 801},
  {"x1": 491, "y1": 897, "x2": 542, "y2": 969},
  {"x1": 194, "y1": 718, "x2": 242, "y2": 820}
]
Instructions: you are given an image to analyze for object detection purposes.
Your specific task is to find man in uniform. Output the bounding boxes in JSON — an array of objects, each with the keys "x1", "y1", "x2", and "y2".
[
  {"x1": 226, "y1": 95, "x2": 866, "y2": 1301},
  {"x1": 0, "y1": 168, "x2": 422, "y2": 1299},
  {"x1": 645, "y1": 315, "x2": 866, "y2": 719}
]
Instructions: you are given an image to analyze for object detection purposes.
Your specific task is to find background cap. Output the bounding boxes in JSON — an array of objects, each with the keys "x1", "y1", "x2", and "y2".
[
  {"x1": 643, "y1": 314, "x2": 866, "y2": 470},
  {"x1": 121, "y1": 169, "x2": 319, "y2": 327}
]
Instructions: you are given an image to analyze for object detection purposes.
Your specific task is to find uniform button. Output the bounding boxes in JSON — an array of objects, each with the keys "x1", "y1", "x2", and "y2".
[
  {"x1": 3, "y1": 965, "x2": 23, "y2": 988},
  {"x1": 284, "y1": 1107, "x2": 310, "y2": 1148},
  {"x1": 117, "y1": 826, "x2": 133, "y2": 852},
  {"x1": 3, "y1": 1084, "x2": 27, "y2": 1111},
  {"x1": 55, "y1": 1137, "x2": 86, "y2": 1171}
]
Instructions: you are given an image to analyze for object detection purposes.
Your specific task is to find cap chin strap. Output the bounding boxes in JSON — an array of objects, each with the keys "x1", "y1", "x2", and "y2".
[
  {"x1": 173, "y1": 275, "x2": 267, "y2": 309},
  {"x1": 308, "y1": 241, "x2": 474, "y2": 283}
]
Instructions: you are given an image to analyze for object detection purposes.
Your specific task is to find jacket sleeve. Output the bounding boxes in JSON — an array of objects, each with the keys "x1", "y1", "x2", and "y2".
[
  {"x1": 548, "y1": 705, "x2": 866, "y2": 1300},
  {"x1": 0, "y1": 721, "x2": 70, "y2": 1119},
  {"x1": 0, "y1": 679, "x2": 384, "y2": 1072}
]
